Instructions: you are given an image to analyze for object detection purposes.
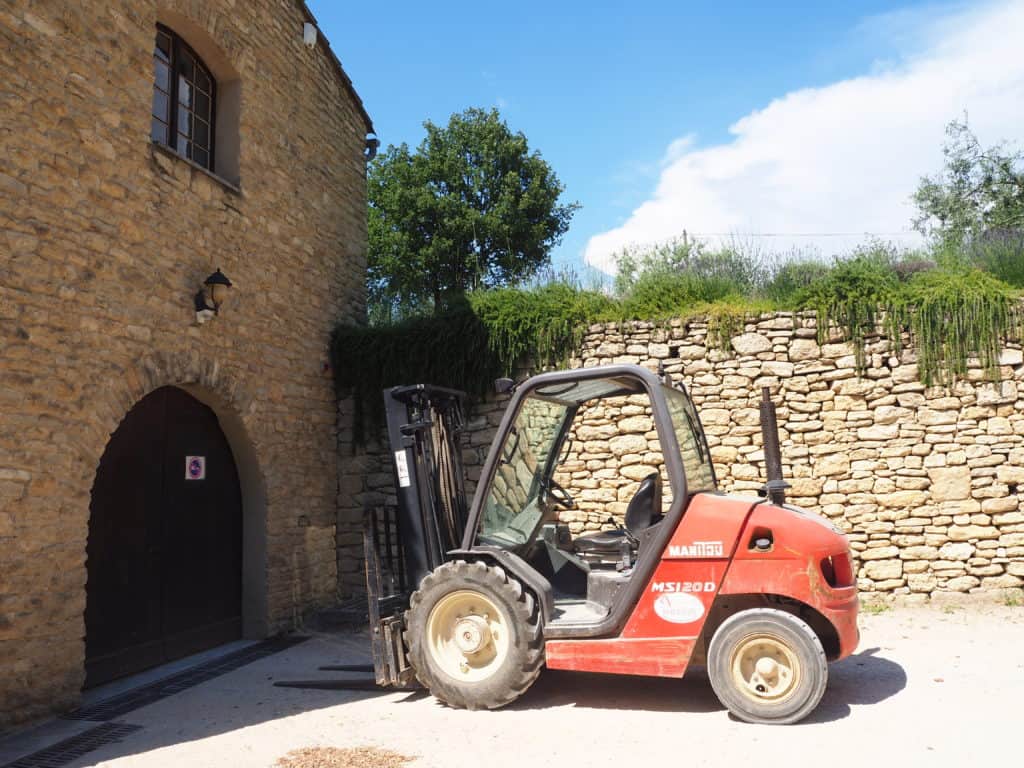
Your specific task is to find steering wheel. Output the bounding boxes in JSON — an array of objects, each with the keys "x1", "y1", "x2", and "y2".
[{"x1": 545, "y1": 478, "x2": 576, "y2": 510}]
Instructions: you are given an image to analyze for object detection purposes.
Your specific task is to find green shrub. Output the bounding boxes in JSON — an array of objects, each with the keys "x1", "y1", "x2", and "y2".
[
  {"x1": 763, "y1": 259, "x2": 832, "y2": 306},
  {"x1": 336, "y1": 238, "x2": 1024, "y2": 443},
  {"x1": 470, "y1": 282, "x2": 615, "y2": 368},
  {"x1": 799, "y1": 255, "x2": 902, "y2": 371},
  {"x1": 612, "y1": 239, "x2": 766, "y2": 297},
  {"x1": 334, "y1": 281, "x2": 614, "y2": 443},
  {"x1": 969, "y1": 231, "x2": 1024, "y2": 288},
  {"x1": 332, "y1": 304, "x2": 497, "y2": 443},
  {"x1": 618, "y1": 270, "x2": 740, "y2": 317}
]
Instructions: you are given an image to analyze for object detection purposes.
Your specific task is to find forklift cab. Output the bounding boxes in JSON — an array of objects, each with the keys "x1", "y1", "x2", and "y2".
[
  {"x1": 367, "y1": 363, "x2": 858, "y2": 723},
  {"x1": 463, "y1": 365, "x2": 716, "y2": 631}
]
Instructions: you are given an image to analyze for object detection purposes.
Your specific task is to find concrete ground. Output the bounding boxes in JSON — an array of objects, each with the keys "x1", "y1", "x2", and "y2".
[{"x1": 2, "y1": 604, "x2": 1021, "y2": 768}]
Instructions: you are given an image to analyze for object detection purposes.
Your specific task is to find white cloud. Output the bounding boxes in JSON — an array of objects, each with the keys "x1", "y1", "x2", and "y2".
[{"x1": 584, "y1": 1, "x2": 1024, "y2": 274}]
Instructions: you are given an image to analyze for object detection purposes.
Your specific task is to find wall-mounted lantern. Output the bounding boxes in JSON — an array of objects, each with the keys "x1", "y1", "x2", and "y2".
[
  {"x1": 364, "y1": 134, "x2": 380, "y2": 162},
  {"x1": 194, "y1": 268, "x2": 232, "y2": 324}
]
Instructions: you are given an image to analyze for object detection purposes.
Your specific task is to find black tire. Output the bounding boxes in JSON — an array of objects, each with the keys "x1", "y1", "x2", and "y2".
[
  {"x1": 405, "y1": 560, "x2": 544, "y2": 710},
  {"x1": 707, "y1": 608, "x2": 828, "y2": 725}
]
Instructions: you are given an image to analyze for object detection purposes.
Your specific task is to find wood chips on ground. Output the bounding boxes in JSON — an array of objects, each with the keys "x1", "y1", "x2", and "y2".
[{"x1": 275, "y1": 746, "x2": 414, "y2": 768}]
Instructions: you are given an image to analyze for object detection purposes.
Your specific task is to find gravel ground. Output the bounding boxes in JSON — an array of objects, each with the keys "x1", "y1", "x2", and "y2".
[{"x1": 3, "y1": 604, "x2": 1021, "y2": 768}]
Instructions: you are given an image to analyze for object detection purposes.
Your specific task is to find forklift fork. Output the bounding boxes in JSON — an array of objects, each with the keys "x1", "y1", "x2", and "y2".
[
  {"x1": 274, "y1": 507, "x2": 418, "y2": 692},
  {"x1": 274, "y1": 385, "x2": 469, "y2": 693}
]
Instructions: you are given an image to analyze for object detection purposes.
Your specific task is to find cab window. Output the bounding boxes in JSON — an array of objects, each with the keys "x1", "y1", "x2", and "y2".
[
  {"x1": 664, "y1": 386, "x2": 716, "y2": 493},
  {"x1": 478, "y1": 395, "x2": 569, "y2": 545}
]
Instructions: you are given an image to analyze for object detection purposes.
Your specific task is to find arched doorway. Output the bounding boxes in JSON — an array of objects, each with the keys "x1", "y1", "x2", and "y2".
[{"x1": 84, "y1": 386, "x2": 243, "y2": 686}]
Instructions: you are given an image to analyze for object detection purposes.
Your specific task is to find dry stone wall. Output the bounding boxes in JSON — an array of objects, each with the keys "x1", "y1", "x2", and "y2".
[
  {"x1": 338, "y1": 314, "x2": 1024, "y2": 602},
  {"x1": 575, "y1": 315, "x2": 1024, "y2": 598}
]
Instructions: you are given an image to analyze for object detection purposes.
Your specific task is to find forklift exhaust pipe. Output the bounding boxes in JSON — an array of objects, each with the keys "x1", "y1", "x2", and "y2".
[{"x1": 759, "y1": 386, "x2": 790, "y2": 506}]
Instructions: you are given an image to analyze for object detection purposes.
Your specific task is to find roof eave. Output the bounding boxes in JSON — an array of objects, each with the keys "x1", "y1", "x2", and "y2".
[{"x1": 297, "y1": 1, "x2": 375, "y2": 135}]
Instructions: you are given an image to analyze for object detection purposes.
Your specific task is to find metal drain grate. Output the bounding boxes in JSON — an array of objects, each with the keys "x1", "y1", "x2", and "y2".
[
  {"x1": 2, "y1": 723, "x2": 142, "y2": 768},
  {"x1": 66, "y1": 635, "x2": 309, "y2": 722}
]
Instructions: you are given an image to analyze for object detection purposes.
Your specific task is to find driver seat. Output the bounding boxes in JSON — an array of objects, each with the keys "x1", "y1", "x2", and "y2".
[{"x1": 573, "y1": 473, "x2": 662, "y2": 559}]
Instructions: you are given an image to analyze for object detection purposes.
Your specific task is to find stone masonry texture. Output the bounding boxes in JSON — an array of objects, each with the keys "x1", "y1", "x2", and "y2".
[
  {"x1": 1, "y1": 1, "x2": 369, "y2": 727},
  {"x1": 337, "y1": 313, "x2": 1024, "y2": 604}
]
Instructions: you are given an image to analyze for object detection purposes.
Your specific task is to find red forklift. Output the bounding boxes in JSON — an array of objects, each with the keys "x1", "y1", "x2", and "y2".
[{"x1": 357, "y1": 364, "x2": 858, "y2": 724}]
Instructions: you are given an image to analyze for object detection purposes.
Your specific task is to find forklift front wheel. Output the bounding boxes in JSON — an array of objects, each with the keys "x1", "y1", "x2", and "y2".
[
  {"x1": 707, "y1": 608, "x2": 828, "y2": 725},
  {"x1": 425, "y1": 589, "x2": 511, "y2": 683},
  {"x1": 405, "y1": 560, "x2": 544, "y2": 710}
]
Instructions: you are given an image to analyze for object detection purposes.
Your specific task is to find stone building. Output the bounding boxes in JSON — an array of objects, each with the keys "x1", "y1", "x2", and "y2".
[{"x1": 1, "y1": 1, "x2": 372, "y2": 726}]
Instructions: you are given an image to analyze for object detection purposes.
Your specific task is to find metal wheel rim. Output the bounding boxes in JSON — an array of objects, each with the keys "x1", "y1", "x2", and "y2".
[
  {"x1": 426, "y1": 589, "x2": 510, "y2": 682},
  {"x1": 729, "y1": 633, "x2": 801, "y2": 704}
]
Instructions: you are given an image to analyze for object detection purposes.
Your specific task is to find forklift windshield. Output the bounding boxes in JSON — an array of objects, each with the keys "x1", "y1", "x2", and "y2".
[{"x1": 479, "y1": 394, "x2": 571, "y2": 546}]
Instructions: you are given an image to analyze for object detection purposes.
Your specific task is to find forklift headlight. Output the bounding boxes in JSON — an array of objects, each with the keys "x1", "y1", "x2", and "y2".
[{"x1": 820, "y1": 552, "x2": 854, "y2": 588}]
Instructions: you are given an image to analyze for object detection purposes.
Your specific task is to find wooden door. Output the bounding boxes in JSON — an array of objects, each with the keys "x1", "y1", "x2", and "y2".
[{"x1": 85, "y1": 386, "x2": 242, "y2": 686}]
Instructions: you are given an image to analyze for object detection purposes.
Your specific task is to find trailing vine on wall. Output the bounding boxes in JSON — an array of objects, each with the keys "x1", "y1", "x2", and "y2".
[
  {"x1": 332, "y1": 284, "x2": 616, "y2": 444},
  {"x1": 333, "y1": 265, "x2": 1022, "y2": 444},
  {"x1": 801, "y1": 256, "x2": 902, "y2": 373},
  {"x1": 803, "y1": 263, "x2": 1023, "y2": 386},
  {"x1": 896, "y1": 268, "x2": 1023, "y2": 386}
]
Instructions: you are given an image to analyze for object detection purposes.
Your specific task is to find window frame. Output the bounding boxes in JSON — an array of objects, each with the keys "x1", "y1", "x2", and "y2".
[{"x1": 151, "y1": 23, "x2": 217, "y2": 172}]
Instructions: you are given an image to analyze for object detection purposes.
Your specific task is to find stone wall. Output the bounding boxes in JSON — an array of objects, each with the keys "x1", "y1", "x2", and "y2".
[
  {"x1": 1, "y1": 1, "x2": 369, "y2": 726},
  {"x1": 338, "y1": 312, "x2": 1024, "y2": 603}
]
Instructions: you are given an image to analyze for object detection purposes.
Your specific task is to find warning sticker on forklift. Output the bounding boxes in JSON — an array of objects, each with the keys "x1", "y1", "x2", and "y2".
[
  {"x1": 653, "y1": 592, "x2": 705, "y2": 624},
  {"x1": 395, "y1": 450, "x2": 411, "y2": 488}
]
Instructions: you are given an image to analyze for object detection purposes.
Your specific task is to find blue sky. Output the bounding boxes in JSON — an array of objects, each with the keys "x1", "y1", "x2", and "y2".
[{"x1": 310, "y1": 1, "x2": 1024, "y2": 276}]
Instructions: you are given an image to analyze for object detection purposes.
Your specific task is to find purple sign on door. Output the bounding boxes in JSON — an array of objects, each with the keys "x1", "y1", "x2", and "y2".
[{"x1": 185, "y1": 455, "x2": 206, "y2": 480}]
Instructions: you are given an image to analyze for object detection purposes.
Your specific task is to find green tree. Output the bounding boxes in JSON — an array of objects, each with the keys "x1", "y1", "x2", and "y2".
[
  {"x1": 612, "y1": 235, "x2": 704, "y2": 295},
  {"x1": 368, "y1": 108, "x2": 579, "y2": 317},
  {"x1": 612, "y1": 235, "x2": 766, "y2": 297},
  {"x1": 913, "y1": 118, "x2": 1024, "y2": 244}
]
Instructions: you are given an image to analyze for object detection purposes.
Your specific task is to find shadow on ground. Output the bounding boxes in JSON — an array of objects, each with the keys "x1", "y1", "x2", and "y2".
[
  {"x1": 3, "y1": 635, "x2": 392, "y2": 768},
  {"x1": 6, "y1": 639, "x2": 907, "y2": 766},
  {"x1": 509, "y1": 645, "x2": 906, "y2": 725},
  {"x1": 512, "y1": 667, "x2": 723, "y2": 714},
  {"x1": 804, "y1": 647, "x2": 907, "y2": 723}
]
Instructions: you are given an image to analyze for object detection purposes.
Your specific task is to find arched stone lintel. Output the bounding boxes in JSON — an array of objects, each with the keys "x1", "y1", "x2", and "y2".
[
  {"x1": 156, "y1": 7, "x2": 242, "y2": 82},
  {"x1": 85, "y1": 350, "x2": 269, "y2": 639}
]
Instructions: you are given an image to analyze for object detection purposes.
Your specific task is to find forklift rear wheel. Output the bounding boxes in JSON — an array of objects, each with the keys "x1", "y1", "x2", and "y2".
[
  {"x1": 707, "y1": 608, "x2": 827, "y2": 725},
  {"x1": 405, "y1": 560, "x2": 544, "y2": 710}
]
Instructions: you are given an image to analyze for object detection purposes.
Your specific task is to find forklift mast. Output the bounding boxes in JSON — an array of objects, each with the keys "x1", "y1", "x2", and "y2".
[
  {"x1": 363, "y1": 384, "x2": 470, "y2": 686},
  {"x1": 383, "y1": 384, "x2": 469, "y2": 585}
]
